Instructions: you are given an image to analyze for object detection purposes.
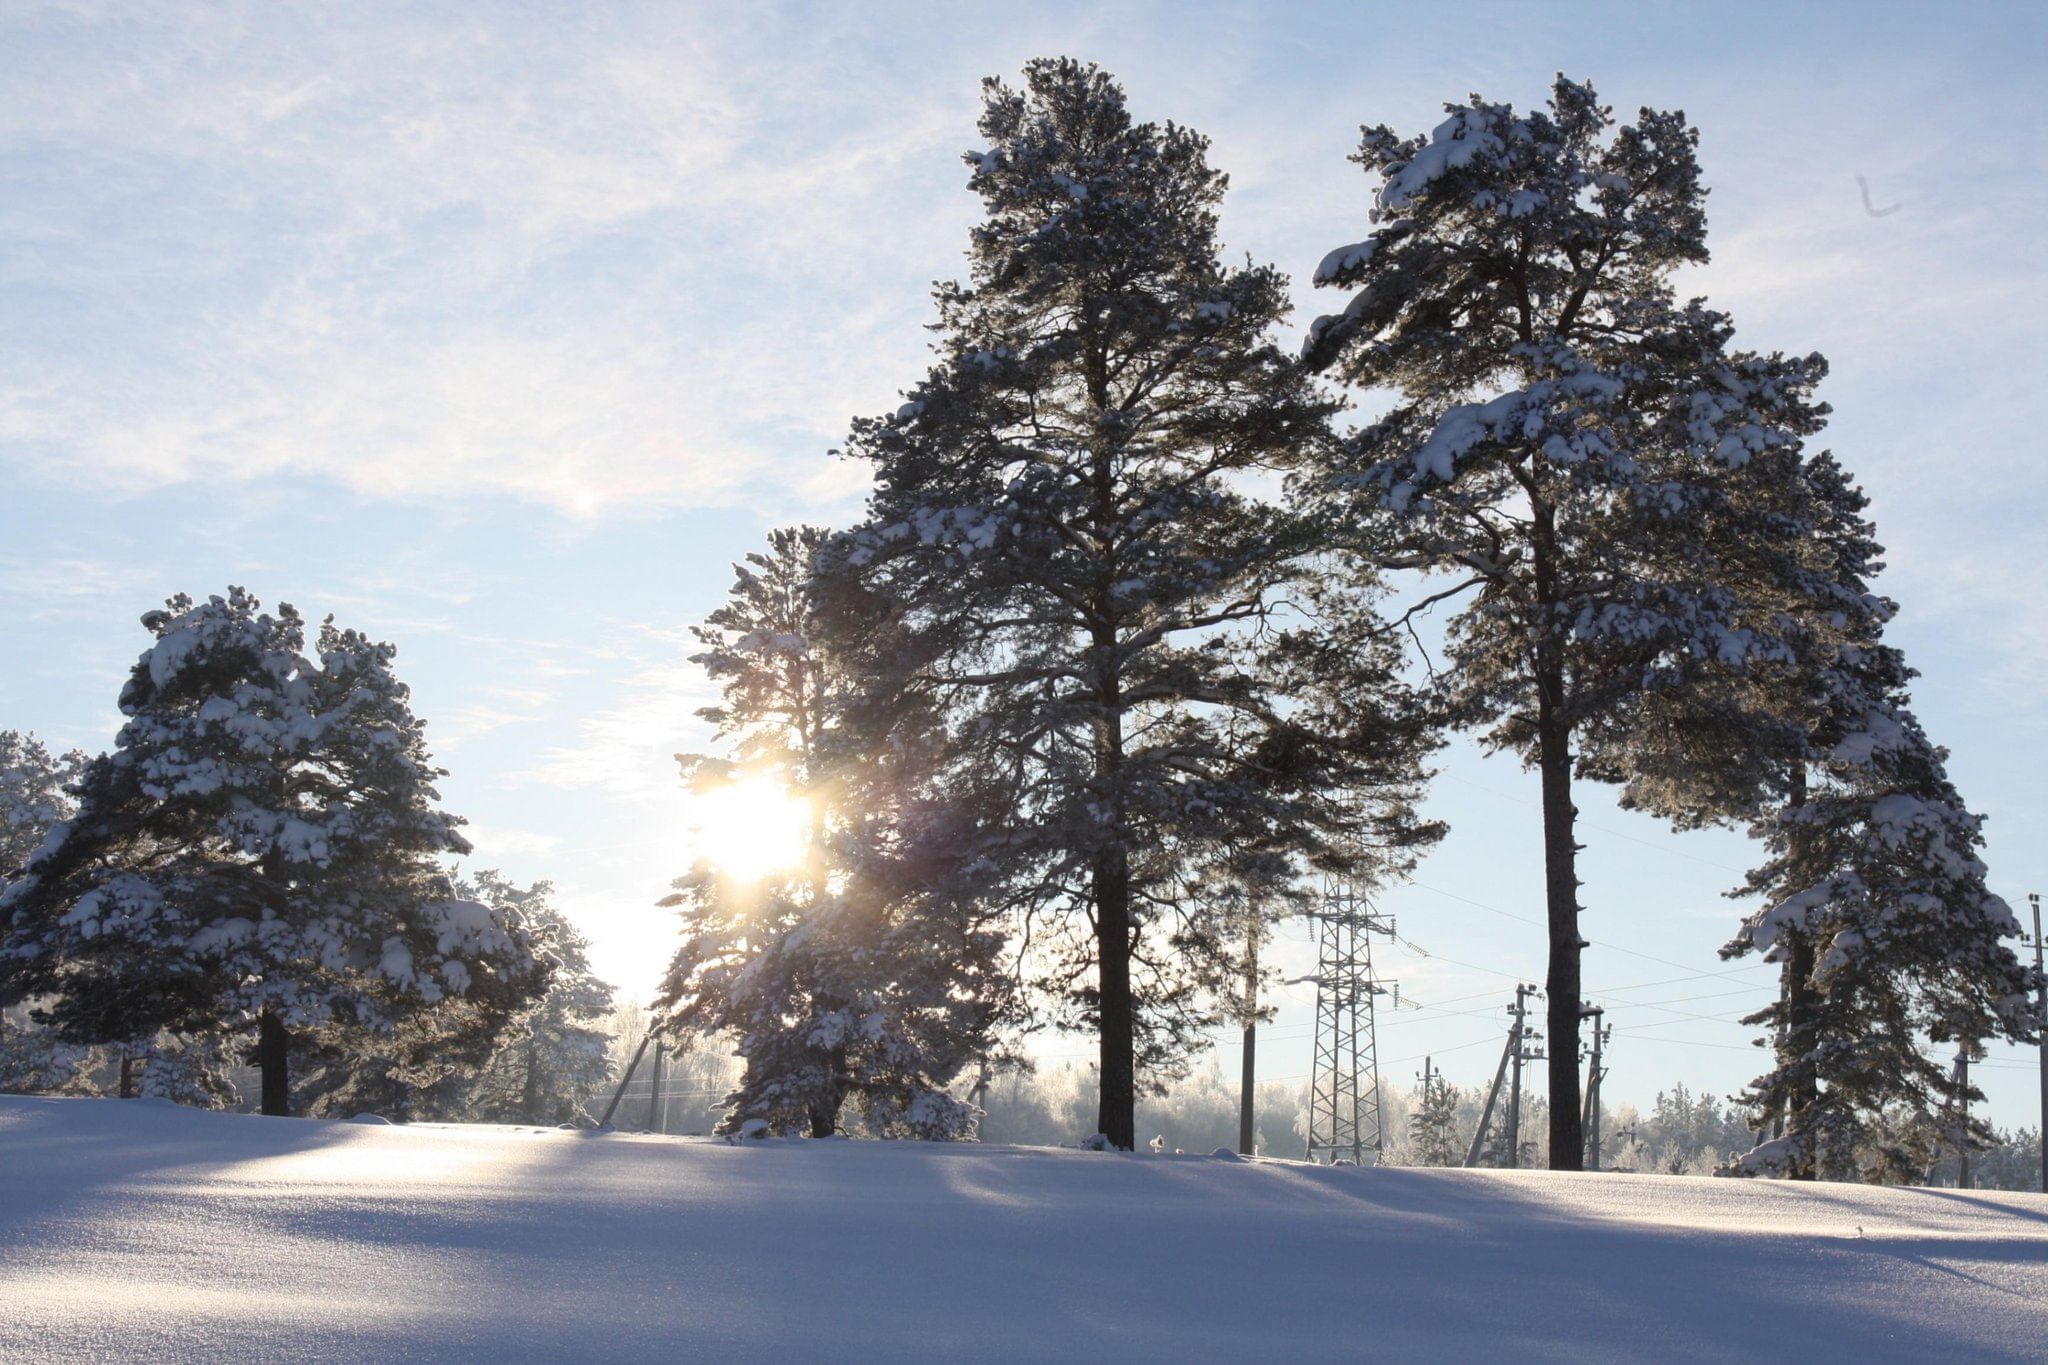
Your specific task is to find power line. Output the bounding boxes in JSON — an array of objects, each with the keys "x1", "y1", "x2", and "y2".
[
  {"x1": 1406, "y1": 879, "x2": 1775, "y2": 981},
  {"x1": 1437, "y1": 771, "x2": 1752, "y2": 875}
]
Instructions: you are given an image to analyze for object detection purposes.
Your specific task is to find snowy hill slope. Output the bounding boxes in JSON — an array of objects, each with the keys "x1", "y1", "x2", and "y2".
[{"x1": 1, "y1": 1096, "x2": 2044, "y2": 1362}]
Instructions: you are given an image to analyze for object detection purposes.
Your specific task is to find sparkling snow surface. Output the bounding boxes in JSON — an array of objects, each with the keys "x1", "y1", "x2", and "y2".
[{"x1": 2, "y1": 1096, "x2": 2045, "y2": 1362}]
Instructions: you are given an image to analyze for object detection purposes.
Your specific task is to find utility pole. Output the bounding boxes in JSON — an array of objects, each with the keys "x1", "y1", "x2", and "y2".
[
  {"x1": 650, "y1": 1039, "x2": 668, "y2": 1134},
  {"x1": 971, "y1": 1053, "x2": 991, "y2": 1114},
  {"x1": 1418, "y1": 1057, "x2": 1450, "y2": 1163},
  {"x1": 2033, "y1": 893, "x2": 2046, "y2": 1195},
  {"x1": 1506, "y1": 991, "x2": 1524, "y2": 1168},
  {"x1": 599, "y1": 1033, "x2": 652, "y2": 1128},
  {"x1": 1419, "y1": 1057, "x2": 1433, "y2": 1160},
  {"x1": 1506, "y1": 984, "x2": 1543, "y2": 1169},
  {"x1": 1238, "y1": 910, "x2": 1259, "y2": 1157},
  {"x1": 1925, "y1": 1055, "x2": 1974, "y2": 1186},
  {"x1": 1581, "y1": 1006, "x2": 1608, "y2": 1171},
  {"x1": 1958, "y1": 1048, "x2": 1972, "y2": 1190},
  {"x1": 1465, "y1": 1020, "x2": 1517, "y2": 1168}
]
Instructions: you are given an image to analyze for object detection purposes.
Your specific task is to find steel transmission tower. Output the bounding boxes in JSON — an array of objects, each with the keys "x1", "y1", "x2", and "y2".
[{"x1": 1304, "y1": 875, "x2": 1396, "y2": 1165}]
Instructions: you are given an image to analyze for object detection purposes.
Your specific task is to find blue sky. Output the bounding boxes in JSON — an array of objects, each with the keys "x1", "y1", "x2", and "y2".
[{"x1": 5, "y1": 0, "x2": 2046, "y2": 1128}]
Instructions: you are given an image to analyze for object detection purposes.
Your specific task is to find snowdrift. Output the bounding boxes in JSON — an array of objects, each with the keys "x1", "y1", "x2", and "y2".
[{"x1": 2, "y1": 1095, "x2": 2044, "y2": 1361}]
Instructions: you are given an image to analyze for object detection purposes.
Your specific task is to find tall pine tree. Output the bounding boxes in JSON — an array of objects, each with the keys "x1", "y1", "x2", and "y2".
[
  {"x1": 1303, "y1": 78, "x2": 1829, "y2": 1168},
  {"x1": 839, "y1": 59, "x2": 1438, "y2": 1150},
  {"x1": 1713, "y1": 458, "x2": 2036, "y2": 1180},
  {"x1": 1596, "y1": 444, "x2": 2038, "y2": 1181}
]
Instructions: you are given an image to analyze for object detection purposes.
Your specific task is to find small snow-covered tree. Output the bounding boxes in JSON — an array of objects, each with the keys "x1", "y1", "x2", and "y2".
[
  {"x1": 1303, "y1": 77, "x2": 1830, "y2": 1167},
  {"x1": 0, "y1": 733, "x2": 98, "y2": 1093},
  {"x1": 659, "y1": 530, "x2": 1008, "y2": 1139},
  {"x1": 1408, "y1": 1069, "x2": 1464, "y2": 1167},
  {"x1": 836, "y1": 58, "x2": 1438, "y2": 1151},
  {"x1": 452, "y1": 871, "x2": 614, "y2": 1125},
  {"x1": 660, "y1": 527, "x2": 856, "y2": 1135},
  {"x1": 0, "y1": 1005, "x2": 105, "y2": 1097},
  {"x1": 133, "y1": 1030, "x2": 240, "y2": 1108},
  {"x1": 0, "y1": 731, "x2": 87, "y2": 879},
  {"x1": 0, "y1": 590, "x2": 549, "y2": 1116}
]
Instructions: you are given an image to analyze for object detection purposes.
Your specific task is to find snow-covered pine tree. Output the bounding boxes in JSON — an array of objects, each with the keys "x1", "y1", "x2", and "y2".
[
  {"x1": 659, "y1": 529, "x2": 1008, "y2": 1139},
  {"x1": 1409, "y1": 1069, "x2": 1464, "y2": 1167},
  {"x1": 0, "y1": 1005, "x2": 105, "y2": 1097},
  {"x1": 1591, "y1": 442, "x2": 2036, "y2": 1182},
  {"x1": 660, "y1": 527, "x2": 851, "y2": 1135},
  {"x1": 1302, "y1": 77, "x2": 1829, "y2": 1168},
  {"x1": 132, "y1": 1030, "x2": 240, "y2": 1108},
  {"x1": 811, "y1": 565, "x2": 1019, "y2": 1139},
  {"x1": 451, "y1": 870, "x2": 615, "y2": 1125},
  {"x1": 0, "y1": 590, "x2": 549, "y2": 1116},
  {"x1": 836, "y1": 59, "x2": 1439, "y2": 1151},
  {"x1": 0, "y1": 732, "x2": 100, "y2": 1092},
  {"x1": 1710, "y1": 460, "x2": 2036, "y2": 1181},
  {"x1": 0, "y1": 731, "x2": 87, "y2": 879}
]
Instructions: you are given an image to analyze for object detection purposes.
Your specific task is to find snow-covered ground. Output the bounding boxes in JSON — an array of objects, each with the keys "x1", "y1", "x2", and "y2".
[{"x1": 2, "y1": 1095, "x2": 2044, "y2": 1362}]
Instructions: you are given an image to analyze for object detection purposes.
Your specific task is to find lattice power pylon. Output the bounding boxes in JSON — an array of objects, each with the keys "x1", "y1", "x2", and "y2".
[{"x1": 1304, "y1": 876, "x2": 1396, "y2": 1165}]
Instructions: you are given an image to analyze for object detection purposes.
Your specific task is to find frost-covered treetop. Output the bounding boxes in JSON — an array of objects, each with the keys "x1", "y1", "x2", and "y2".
[
  {"x1": 687, "y1": 526, "x2": 837, "y2": 782},
  {"x1": 1306, "y1": 75, "x2": 1830, "y2": 521},
  {"x1": 1306, "y1": 75, "x2": 1709, "y2": 378},
  {"x1": 963, "y1": 56, "x2": 1226, "y2": 305},
  {"x1": 1302, "y1": 75, "x2": 1837, "y2": 747},
  {"x1": 0, "y1": 731, "x2": 86, "y2": 878}
]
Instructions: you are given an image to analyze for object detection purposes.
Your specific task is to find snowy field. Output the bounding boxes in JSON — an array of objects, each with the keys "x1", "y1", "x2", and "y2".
[{"x1": 2, "y1": 1096, "x2": 2045, "y2": 1362}]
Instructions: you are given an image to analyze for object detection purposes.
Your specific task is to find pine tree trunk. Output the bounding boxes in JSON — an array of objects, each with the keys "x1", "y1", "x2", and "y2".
[
  {"x1": 258, "y1": 1012, "x2": 289, "y2": 1117},
  {"x1": 1088, "y1": 602, "x2": 1138, "y2": 1151},
  {"x1": 1084, "y1": 336, "x2": 1137, "y2": 1154},
  {"x1": 118, "y1": 1052, "x2": 136, "y2": 1099},
  {"x1": 1096, "y1": 843, "x2": 1137, "y2": 1150},
  {"x1": 1783, "y1": 931, "x2": 1821, "y2": 1180},
  {"x1": 1525, "y1": 495, "x2": 1585, "y2": 1172},
  {"x1": 1238, "y1": 915, "x2": 1258, "y2": 1157},
  {"x1": 809, "y1": 1055, "x2": 846, "y2": 1138},
  {"x1": 1535, "y1": 651, "x2": 1585, "y2": 1172},
  {"x1": 1774, "y1": 760, "x2": 1820, "y2": 1180}
]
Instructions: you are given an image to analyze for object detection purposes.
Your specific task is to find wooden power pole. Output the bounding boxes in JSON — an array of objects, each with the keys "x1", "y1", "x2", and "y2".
[
  {"x1": 650, "y1": 1039, "x2": 668, "y2": 1134},
  {"x1": 1958, "y1": 1049, "x2": 1972, "y2": 1190},
  {"x1": 1465, "y1": 1028, "x2": 1515, "y2": 1168},
  {"x1": 2034, "y1": 893, "x2": 2046, "y2": 1195},
  {"x1": 1466, "y1": 987, "x2": 1538, "y2": 1168},
  {"x1": 1581, "y1": 1006, "x2": 1607, "y2": 1171},
  {"x1": 1507, "y1": 984, "x2": 1543, "y2": 1169},
  {"x1": 599, "y1": 1034, "x2": 653, "y2": 1128}
]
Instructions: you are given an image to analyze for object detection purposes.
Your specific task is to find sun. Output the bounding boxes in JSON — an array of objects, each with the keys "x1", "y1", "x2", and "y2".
[{"x1": 691, "y1": 775, "x2": 811, "y2": 882}]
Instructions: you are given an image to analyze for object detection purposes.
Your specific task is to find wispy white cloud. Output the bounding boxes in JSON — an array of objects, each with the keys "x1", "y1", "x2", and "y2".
[
  {"x1": 435, "y1": 683, "x2": 557, "y2": 751},
  {"x1": 2, "y1": 3, "x2": 970, "y2": 516},
  {"x1": 457, "y1": 823, "x2": 564, "y2": 861},
  {"x1": 513, "y1": 624, "x2": 715, "y2": 799},
  {"x1": 0, "y1": 556, "x2": 164, "y2": 614}
]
